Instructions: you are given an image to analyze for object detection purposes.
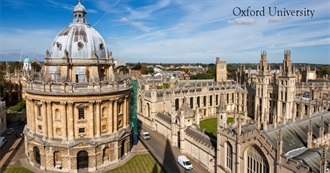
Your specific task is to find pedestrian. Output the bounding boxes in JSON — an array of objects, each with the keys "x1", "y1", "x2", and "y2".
[{"x1": 15, "y1": 134, "x2": 18, "y2": 138}]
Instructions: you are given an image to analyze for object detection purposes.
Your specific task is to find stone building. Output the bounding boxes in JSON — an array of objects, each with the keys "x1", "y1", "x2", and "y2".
[
  {"x1": 236, "y1": 50, "x2": 330, "y2": 127},
  {"x1": 0, "y1": 101, "x2": 7, "y2": 135},
  {"x1": 23, "y1": 1, "x2": 132, "y2": 172},
  {"x1": 216, "y1": 57, "x2": 227, "y2": 82}
]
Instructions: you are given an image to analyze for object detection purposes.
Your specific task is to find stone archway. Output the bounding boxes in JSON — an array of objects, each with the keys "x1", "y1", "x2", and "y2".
[
  {"x1": 33, "y1": 147, "x2": 40, "y2": 165},
  {"x1": 77, "y1": 150, "x2": 89, "y2": 170}
]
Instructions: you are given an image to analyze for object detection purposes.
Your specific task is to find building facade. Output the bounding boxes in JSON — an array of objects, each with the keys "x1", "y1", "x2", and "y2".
[{"x1": 23, "y1": 1, "x2": 132, "y2": 172}]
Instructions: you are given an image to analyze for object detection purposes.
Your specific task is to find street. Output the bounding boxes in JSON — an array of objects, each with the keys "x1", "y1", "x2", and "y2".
[
  {"x1": 0, "y1": 122, "x2": 25, "y2": 169},
  {"x1": 140, "y1": 124, "x2": 209, "y2": 173}
]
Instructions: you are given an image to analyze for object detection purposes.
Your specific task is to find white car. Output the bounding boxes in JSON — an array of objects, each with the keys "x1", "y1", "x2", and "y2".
[
  {"x1": 6, "y1": 128, "x2": 14, "y2": 135},
  {"x1": 178, "y1": 155, "x2": 193, "y2": 170},
  {"x1": 140, "y1": 130, "x2": 150, "y2": 140}
]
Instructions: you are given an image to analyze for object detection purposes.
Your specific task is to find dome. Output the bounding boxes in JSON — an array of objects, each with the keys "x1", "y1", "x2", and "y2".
[
  {"x1": 48, "y1": 1, "x2": 109, "y2": 59},
  {"x1": 24, "y1": 57, "x2": 31, "y2": 63}
]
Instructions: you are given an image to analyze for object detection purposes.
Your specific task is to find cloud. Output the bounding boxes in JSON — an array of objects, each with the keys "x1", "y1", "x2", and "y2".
[
  {"x1": 120, "y1": 17, "x2": 128, "y2": 23},
  {"x1": 268, "y1": 16, "x2": 291, "y2": 23},
  {"x1": 130, "y1": 22, "x2": 153, "y2": 32},
  {"x1": 228, "y1": 17, "x2": 256, "y2": 25}
]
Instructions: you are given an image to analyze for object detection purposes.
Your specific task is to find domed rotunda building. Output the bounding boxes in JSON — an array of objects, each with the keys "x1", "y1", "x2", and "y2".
[{"x1": 23, "y1": 1, "x2": 132, "y2": 172}]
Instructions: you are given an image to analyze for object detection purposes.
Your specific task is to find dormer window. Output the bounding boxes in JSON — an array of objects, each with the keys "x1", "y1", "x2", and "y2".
[
  {"x1": 78, "y1": 42, "x2": 84, "y2": 50},
  {"x1": 56, "y1": 42, "x2": 62, "y2": 50},
  {"x1": 99, "y1": 43, "x2": 104, "y2": 50}
]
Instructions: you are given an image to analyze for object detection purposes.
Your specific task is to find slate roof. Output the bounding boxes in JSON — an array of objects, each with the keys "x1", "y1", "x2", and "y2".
[
  {"x1": 262, "y1": 110, "x2": 330, "y2": 155},
  {"x1": 185, "y1": 127, "x2": 216, "y2": 148}
]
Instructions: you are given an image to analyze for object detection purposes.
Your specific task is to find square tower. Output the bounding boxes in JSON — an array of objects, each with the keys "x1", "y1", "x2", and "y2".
[{"x1": 215, "y1": 57, "x2": 227, "y2": 82}]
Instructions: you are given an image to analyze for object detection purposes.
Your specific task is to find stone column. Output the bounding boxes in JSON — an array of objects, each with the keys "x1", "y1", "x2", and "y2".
[
  {"x1": 95, "y1": 101, "x2": 101, "y2": 137},
  {"x1": 123, "y1": 97, "x2": 127, "y2": 127},
  {"x1": 46, "y1": 101, "x2": 53, "y2": 139},
  {"x1": 60, "y1": 102, "x2": 67, "y2": 140},
  {"x1": 108, "y1": 100, "x2": 113, "y2": 133},
  {"x1": 113, "y1": 100, "x2": 118, "y2": 132},
  {"x1": 67, "y1": 102, "x2": 74, "y2": 140},
  {"x1": 26, "y1": 99, "x2": 31, "y2": 130},
  {"x1": 32, "y1": 101, "x2": 37, "y2": 132},
  {"x1": 89, "y1": 101, "x2": 95, "y2": 138},
  {"x1": 42, "y1": 101, "x2": 48, "y2": 138}
]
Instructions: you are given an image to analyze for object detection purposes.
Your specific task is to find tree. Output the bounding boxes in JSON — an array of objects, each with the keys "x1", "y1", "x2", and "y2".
[{"x1": 132, "y1": 62, "x2": 142, "y2": 70}]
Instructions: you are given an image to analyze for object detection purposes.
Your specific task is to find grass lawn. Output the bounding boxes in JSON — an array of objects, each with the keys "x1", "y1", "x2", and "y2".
[
  {"x1": 200, "y1": 117, "x2": 217, "y2": 137},
  {"x1": 4, "y1": 154, "x2": 163, "y2": 173},
  {"x1": 200, "y1": 117, "x2": 236, "y2": 137},
  {"x1": 3, "y1": 167, "x2": 34, "y2": 173},
  {"x1": 107, "y1": 154, "x2": 163, "y2": 173}
]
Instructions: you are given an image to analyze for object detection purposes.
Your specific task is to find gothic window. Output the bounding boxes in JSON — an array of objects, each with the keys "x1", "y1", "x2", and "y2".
[
  {"x1": 216, "y1": 95, "x2": 219, "y2": 105},
  {"x1": 190, "y1": 97, "x2": 193, "y2": 108},
  {"x1": 246, "y1": 145, "x2": 269, "y2": 173},
  {"x1": 175, "y1": 99, "x2": 179, "y2": 111},
  {"x1": 197, "y1": 97, "x2": 200, "y2": 107},
  {"x1": 78, "y1": 108, "x2": 85, "y2": 120},
  {"x1": 226, "y1": 142, "x2": 233, "y2": 170},
  {"x1": 147, "y1": 103, "x2": 151, "y2": 117},
  {"x1": 210, "y1": 96, "x2": 212, "y2": 106}
]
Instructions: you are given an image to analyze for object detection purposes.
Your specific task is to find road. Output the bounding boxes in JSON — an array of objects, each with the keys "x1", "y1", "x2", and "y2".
[
  {"x1": 140, "y1": 125, "x2": 209, "y2": 173},
  {"x1": 0, "y1": 122, "x2": 25, "y2": 168}
]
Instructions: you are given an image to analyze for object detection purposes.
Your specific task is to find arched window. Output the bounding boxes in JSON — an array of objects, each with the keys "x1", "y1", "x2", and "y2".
[
  {"x1": 77, "y1": 150, "x2": 89, "y2": 170},
  {"x1": 175, "y1": 99, "x2": 179, "y2": 111},
  {"x1": 147, "y1": 103, "x2": 151, "y2": 118},
  {"x1": 246, "y1": 145, "x2": 269, "y2": 173},
  {"x1": 53, "y1": 151, "x2": 62, "y2": 168},
  {"x1": 103, "y1": 147, "x2": 110, "y2": 163},
  {"x1": 33, "y1": 147, "x2": 40, "y2": 165}
]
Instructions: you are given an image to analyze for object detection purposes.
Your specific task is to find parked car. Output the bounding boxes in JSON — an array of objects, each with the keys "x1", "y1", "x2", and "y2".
[
  {"x1": 0, "y1": 136, "x2": 7, "y2": 148},
  {"x1": 6, "y1": 128, "x2": 14, "y2": 135},
  {"x1": 178, "y1": 155, "x2": 193, "y2": 170}
]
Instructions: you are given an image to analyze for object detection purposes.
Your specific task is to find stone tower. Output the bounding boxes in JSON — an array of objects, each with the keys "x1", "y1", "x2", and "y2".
[
  {"x1": 215, "y1": 57, "x2": 227, "y2": 82},
  {"x1": 277, "y1": 50, "x2": 296, "y2": 122},
  {"x1": 255, "y1": 51, "x2": 272, "y2": 126}
]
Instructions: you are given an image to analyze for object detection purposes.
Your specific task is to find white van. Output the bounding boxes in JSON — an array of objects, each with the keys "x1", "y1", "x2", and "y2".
[
  {"x1": 140, "y1": 130, "x2": 150, "y2": 140},
  {"x1": 0, "y1": 136, "x2": 7, "y2": 148},
  {"x1": 178, "y1": 155, "x2": 193, "y2": 170}
]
